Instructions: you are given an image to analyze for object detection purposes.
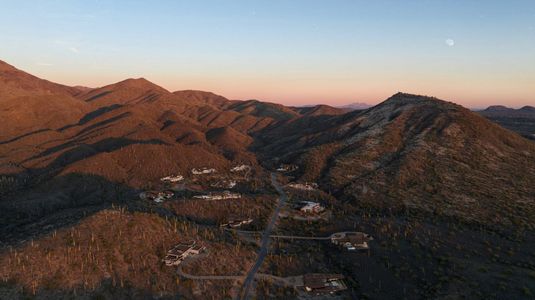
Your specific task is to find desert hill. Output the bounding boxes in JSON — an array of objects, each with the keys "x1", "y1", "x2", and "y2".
[
  {"x1": 255, "y1": 93, "x2": 535, "y2": 227},
  {"x1": 79, "y1": 77, "x2": 169, "y2": 106}
]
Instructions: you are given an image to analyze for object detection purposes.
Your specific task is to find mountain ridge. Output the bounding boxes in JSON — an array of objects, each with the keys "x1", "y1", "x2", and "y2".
[{"x1": 1, "y1": 59, "x2": 534, "y2": 229}]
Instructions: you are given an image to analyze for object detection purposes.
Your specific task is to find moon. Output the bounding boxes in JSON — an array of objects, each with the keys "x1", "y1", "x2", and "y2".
[{"x1": 445, "y1": 39, "x2": 455, "y2": 47}]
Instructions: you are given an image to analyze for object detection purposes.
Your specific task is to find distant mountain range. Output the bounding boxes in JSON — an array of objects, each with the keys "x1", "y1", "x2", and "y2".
[
  {"x1": 480, "y1": 105, "x2": 535, "y2": 116},
  {"x1": 478, "y1": 105, "x2": 535, "y2": 140},
  {"x1": 337, "y1": 102, "x2": 373, "y2": 110}
]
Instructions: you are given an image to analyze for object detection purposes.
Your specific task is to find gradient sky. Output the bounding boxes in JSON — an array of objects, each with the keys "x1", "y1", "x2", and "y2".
[{"x1": 0, "y1": 0, "x2": 534, "y2": 107}]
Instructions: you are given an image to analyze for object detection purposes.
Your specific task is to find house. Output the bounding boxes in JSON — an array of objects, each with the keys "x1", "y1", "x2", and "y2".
[
  {"x1": 160, "y1": 175, "x2": 184, "y2": 183},
  {"x1": 140, "y1": 191, "x2": 158, "y2": 200},
  {"x1": 161, "y1": 190, "x2": 174, "y2": 198},
  {"x1": 211, "y1": 179, "x2": 237, "y2": 189},
  {"x1": 193, "y1": 190, "x2": 241, "y2": 200},
  {"x1": 220, "y1": 218, "x2": 253, "y2": 228},
  {"x1": 331, "y1": 232, "x2": 373, "y2": 251},
  {"x1": 230, "y1": 164, "x2": 251, "y2": 172},
  {"x1": 139, "y1": 190, "x2": 174, "y2": 203},
  {"x1": 302, "y1": 273, "x2": 347, "y2": 294},
  {"x1": 163, "y1": 240, "x2": 205, "y2": 266},
  {"x1": 298, "y1": 201, "x2": 325, "y2": 214},
  {"x1": 191, "y1": 167, "x2": 216, "y2": 175},
  {"x1": 276, "y1": 164, "x2": 298, "y2": 173},
  {"x1": 287, "y1": 182, "x2": 318, "y2": 191}
]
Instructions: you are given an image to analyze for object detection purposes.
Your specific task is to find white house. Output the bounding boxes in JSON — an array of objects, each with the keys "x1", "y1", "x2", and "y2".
[
  {"x1": 299, "y1": 201, "x2": 325, "y2": 214},
  {"x1": 231, "y1": 164, "x2": 251, "y2": 172},
  {"x1": 160, "y1": 175, "x2": 184, "y2": 183},
  {"x1": 191, "y1": 167, "x2": 216, "y2": 175}
]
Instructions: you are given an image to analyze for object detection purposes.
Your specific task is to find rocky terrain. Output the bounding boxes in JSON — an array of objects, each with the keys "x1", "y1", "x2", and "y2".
[{"x1": 1, "y1": 59, "x2": 535, "y2": 299}]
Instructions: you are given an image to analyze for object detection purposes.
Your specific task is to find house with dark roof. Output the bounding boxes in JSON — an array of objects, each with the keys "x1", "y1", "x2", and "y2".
[
  {"x1": 163, "y1": 240, "x2": 205, "y2": 266},
  {"x1": 302, "y1": 273, "x2": 347, "y2": 294}
]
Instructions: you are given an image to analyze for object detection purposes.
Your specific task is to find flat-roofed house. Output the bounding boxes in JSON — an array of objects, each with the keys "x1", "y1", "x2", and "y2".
[
  {"x1": 331, "y1": 232, "x2": 373, "y2": 252},
  {"x1": 191, "y1": 167, "x2": 216, "y2": 175},
  {"x1": 160, "y1": 175, "x2": 184, "y2": 183},
  {"x1": 299, "y1": 201, "x2": 325, "y2": 214},
  {"x1": 163, "y1": 240, "x2": 205, "y2": 266},
  {"x1": 302, "y1": 273, "x2": 347, "y2": 294}
]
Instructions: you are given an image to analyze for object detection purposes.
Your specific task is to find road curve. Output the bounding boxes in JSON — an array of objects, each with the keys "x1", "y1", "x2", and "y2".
[{"x1": 237, "y1": 172, "x2": 287, "y2": 300}]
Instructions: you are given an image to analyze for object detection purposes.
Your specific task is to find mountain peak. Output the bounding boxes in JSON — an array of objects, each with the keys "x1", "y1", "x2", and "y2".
[
  {"x1": 520, "y1": 105, "x2": 535, "y2": 112},
  {"x1": 388, "y1": 92, "x2": 438, "y2": 101},
  {"x1": 112, "y1": 77, "x2": 168, "y2": 92},
  {"x1": 379, "y1": 92, "x2": 451, "y2": 110},
  {"x1": 484, "y1": 105, "x2": 511, "y2": 112},
  {"x1": 78, "y1": 76, "x2": 170, "y2": 105}
]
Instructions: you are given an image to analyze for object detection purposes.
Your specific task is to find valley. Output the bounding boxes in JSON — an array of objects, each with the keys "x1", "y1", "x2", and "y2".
[{"x1": 1, "y1": 60, "x2": 535, "y2": 299}]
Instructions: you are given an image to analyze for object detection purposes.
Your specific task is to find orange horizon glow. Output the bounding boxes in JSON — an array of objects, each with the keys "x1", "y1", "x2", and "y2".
[
  {"x1": 24, "y1": 66, "x2": 534, "y2": 109},
  {"x1": 2, "y1": 1, "x2": 534, "y2": 109}
]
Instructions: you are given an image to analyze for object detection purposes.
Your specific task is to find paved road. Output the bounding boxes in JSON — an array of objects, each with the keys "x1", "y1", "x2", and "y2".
[
  {"x1": 237, "y1": 172, "x2": 287, "y2": 300},
  {"x1": 269, "y1": 234, "x2": 331, "y2": 240},
  {"x1": 177, "y1": 265, "x2": 243, "y2": 280}
]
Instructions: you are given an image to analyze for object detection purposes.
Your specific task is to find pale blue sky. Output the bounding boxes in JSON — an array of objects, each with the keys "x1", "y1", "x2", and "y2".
[{"x1": 0, "y1": 0, "x2": 534, "y2": 107}]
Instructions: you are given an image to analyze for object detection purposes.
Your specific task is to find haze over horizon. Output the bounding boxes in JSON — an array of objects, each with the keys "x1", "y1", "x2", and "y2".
[{"x1": 1, "y1": 0, "x2": 534, "y2": 108}]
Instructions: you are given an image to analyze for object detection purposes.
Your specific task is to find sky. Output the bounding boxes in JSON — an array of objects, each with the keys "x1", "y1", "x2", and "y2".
[{"x1": 0, "y1": 0, "x2": 534, "y2": 108}]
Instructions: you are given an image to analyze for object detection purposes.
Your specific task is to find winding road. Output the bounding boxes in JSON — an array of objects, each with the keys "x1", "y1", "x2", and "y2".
[
  {"x1": 174, "y1": 174, "x2": 347, "y2": 298},
  {"x1": 268, "y1": 234, "x2": 331, "y2": 240},
  {"x1": 237, "y1": 172, "x2": 287, "y2": 300}
]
